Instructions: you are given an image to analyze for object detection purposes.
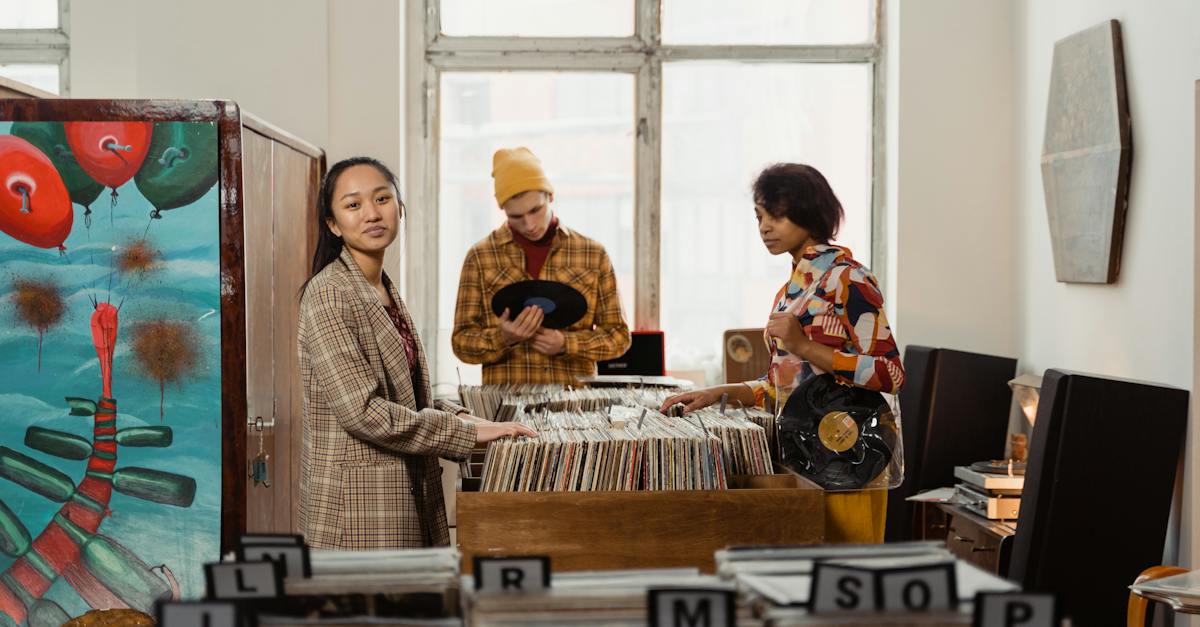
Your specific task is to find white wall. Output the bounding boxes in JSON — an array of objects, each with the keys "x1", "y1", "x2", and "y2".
[
  {"x1": 1017, "y1": 0, "x2": 1195, "y2": 583},
  {"x1": 69, "y1": 0, "x2": 404, "y2": 173},
  {"x1": 1013, "y1": 0, "x2": 1197, "y2": 395},
  {"x1": 1012, "y1": 0, "x2": 1200, "y2": 576},
  {"x1": 325, "y1": 0, "x2": 406, "y2": 288},
  {"x1": 70, "y1": 0, "x2": 331, "y2": 148},
  {"x1": 69, "y1": 0, "x2": 407, "y2": 281},
  {"x1": 326, "y1": 0, "x2": 404, "y2": 174},
  {"x1": 891, "y1": 0, "x2": 1200, "y2": 586},
  {"x1": 888, "y1": 0, "x2": 1018, "y2": 360}
]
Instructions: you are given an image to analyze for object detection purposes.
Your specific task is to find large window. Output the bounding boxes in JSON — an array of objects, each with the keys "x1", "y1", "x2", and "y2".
[
  {"x1": 406, "y1": 0, "x2": 883, "y2": 388},
  {"x1": 0, "y1": 0, "x2": 69, "y2": 95}
]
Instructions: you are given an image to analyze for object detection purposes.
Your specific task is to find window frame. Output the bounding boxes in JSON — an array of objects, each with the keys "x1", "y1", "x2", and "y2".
[
  {"x1": 404, "y1": 0, "x2": 885, "y2": 378},
  {"x1": 0, "y1": 0, "x2": 70, "y2": 95}
]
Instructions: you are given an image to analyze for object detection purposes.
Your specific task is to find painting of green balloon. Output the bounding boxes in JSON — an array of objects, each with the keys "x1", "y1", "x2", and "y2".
[{"x1": 135, "y1": 122, "x2": 220, "y2": 219}]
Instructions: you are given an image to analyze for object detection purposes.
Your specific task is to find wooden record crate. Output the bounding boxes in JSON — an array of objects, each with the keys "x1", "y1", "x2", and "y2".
[{"x1": 456, "y1": 465, "x2": 825, "y2": 574}]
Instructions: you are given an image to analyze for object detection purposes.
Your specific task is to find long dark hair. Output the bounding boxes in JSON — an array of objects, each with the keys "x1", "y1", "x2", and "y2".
[{"x1": 301, "y1": 156, "x2": 401, "y2": 296}]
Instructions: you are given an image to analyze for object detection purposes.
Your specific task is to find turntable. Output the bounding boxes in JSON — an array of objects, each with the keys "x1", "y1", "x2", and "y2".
[
  {"x1": 952, "y1": 465, "x2": 1023, "y2": 520},
  {"x1": 953, "y1": 482, "x2": 1021, "y2": 520}
]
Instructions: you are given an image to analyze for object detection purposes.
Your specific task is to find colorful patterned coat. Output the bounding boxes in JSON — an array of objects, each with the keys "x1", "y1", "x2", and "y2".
[{"x1": 747, "y1": 244, "x2": 904, "y2": 407}]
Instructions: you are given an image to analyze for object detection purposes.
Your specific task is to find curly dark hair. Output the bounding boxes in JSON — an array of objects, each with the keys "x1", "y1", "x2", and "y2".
[{"x1": 752, "y1": 163, "x2": 844, "y2": 243}]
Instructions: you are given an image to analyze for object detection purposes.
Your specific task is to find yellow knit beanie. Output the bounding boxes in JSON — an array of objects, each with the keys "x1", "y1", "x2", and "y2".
[{"x1": 492, "y1": 147, "x2": 554, "y2": 207}]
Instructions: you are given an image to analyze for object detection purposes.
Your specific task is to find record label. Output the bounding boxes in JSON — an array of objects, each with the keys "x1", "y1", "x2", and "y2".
[{"x1": 818, "y1": 411, "x2": 858, "y2": 453}]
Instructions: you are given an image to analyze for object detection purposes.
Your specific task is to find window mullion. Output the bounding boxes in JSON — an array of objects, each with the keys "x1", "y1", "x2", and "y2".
[
  {"x1": 0, "y1": 31, "x2": 68, "y2": 47},
  {"x1": 412, "y1": 62, "x2": 441, "y2": 377},
  {"x1": 58, "y1": 53, "x2": 68, "y2": 96},
  {"x1": 635, "y1": 57, "x2": 662, "y2": 331},
  {"x1": 426, "y1": 0, "x2": 441, "y2": 48},
  {"x1": 660, "y1": 44, "x2": 875, "y2": 63},
  {"x1": 429, "y1": 36, "x2": 643, "y2": 54},
  {"x1": 407, "y1": 0, "x2": 442, "y2": 377},
  {"x1": 0, "y1": 47, "x2": 66, "y2": 63},
  {"x1": 870, "y1": 0, "x2": 888, "y2": 291},
  {"x1": 635, "y1": 0, "x2": 661, "y2": 47},
  {"x1": 428, "y1": 50, "x2": 644, "y2": 72},
  {"x1": 59, "y1": 0, "x2": 70, "y2": 37},
  {"x1": 634, "y1": 0, "x2": 661, "y2": 330}
]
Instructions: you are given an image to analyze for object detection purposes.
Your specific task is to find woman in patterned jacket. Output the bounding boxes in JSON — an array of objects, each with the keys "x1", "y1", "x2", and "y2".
[
  {"x1": 662, "y1": 164, "x2": 903, "y2": 542},
  {"x1": 297, "y1": 157, "x2": 535, "y2": 549},
  {"x1": 661, "y1": 162, "x2": 904, "y2": 417}
]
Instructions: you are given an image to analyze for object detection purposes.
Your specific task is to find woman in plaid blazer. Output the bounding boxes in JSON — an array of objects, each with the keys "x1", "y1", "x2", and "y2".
[{"x1": 298, "y1": 157, "x2": 535, "y2": 549}]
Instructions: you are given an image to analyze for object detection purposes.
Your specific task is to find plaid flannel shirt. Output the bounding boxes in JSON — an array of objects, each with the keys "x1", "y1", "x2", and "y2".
[{"x1": 452, "y1": 222, "x2": 631, "y2": 384}]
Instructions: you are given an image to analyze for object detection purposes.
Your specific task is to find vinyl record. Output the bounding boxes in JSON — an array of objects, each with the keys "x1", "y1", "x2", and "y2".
[
  {"x1": 969, "y1": 459, "x2": 1026, "y2": 476},
  {"x1": 778, "y1": 374, "x2": 896, "y2": 490},
  {"x1": 491, "y1": 280, "x2": 587, "y2": 330}
]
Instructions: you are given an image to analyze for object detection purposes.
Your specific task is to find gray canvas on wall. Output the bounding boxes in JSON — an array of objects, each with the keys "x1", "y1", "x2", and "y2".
[{"x1": 1041, "y1": 19, "x2": 1132, "y2": 284}]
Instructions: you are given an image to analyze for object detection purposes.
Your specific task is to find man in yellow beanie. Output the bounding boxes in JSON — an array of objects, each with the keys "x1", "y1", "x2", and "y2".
[{"x1": 451, "y1": 147, "x2": 631, "y2": 384}]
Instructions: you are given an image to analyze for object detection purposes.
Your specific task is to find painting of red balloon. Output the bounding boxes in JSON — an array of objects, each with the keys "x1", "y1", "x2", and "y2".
[
  {"x1": 64, "y1": 122, "x2": 154, "y2": 218},
  {"x1": 0, "y1": 136, "x2": 74, "y2": 251}
]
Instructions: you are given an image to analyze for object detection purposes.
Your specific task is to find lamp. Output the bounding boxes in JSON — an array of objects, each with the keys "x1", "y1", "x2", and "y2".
[{"x1": 1005, "y1": 374, "x2": 1042, "y2": 462}]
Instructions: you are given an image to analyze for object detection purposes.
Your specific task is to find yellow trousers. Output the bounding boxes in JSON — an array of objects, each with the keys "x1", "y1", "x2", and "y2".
[{"x1": 825, "y1": 489, "x2": 887, "y2": 543}]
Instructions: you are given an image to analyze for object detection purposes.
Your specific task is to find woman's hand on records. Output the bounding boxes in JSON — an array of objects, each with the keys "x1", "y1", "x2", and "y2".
[
  {"x1": 498, "y1": 305, "x2": 545, "y2": 346},
  {"x1": 659, "y1": 384, "x2": 755, "y2": 414},
  {"x1": 456, "y1": 411, "x2": 490, "y2": 425},
  {"x1": 475, "y1": 421, "x2": 537, "y2": 443}
]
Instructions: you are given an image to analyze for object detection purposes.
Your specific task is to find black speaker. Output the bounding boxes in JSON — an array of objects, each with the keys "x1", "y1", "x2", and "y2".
[
  {"x1": 1009, "y1": 369, "x2": 1187, "y2": 626},
  {"x1": 597, "y1": 331, "x2": 665, "y2": 376},
  {"x1": 885, "y1": 346, "x2": 1017, "y2": 541}
]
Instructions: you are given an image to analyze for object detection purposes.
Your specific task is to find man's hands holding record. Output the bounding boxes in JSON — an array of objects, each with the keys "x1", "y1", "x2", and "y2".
[
  {"x1": 497, "y1": 305, "x2": 544, "y2": 345},
  {"x1": 497, "y1": 306, "x2": 567, "y2": 355},
  {"x1": 530, "y1": 328, "x2": 565, "y2": 355},
  {"x1": 492, "y1": 280, "x2": 586, "y2": 355}
]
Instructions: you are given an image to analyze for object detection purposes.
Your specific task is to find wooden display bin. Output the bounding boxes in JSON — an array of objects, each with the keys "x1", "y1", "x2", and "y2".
[{"x1": 456, "y1": 467, "x2": 825, "y2": 574}]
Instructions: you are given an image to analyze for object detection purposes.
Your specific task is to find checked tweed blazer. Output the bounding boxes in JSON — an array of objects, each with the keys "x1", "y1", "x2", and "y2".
[{"x1": 298, "y1": 247, "x2": 476, "y2": 549}]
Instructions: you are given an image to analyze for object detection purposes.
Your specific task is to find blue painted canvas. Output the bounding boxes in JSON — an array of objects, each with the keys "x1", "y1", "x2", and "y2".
[{"x1": 0, "y1": 120, "x2": 221, "y2": 626}]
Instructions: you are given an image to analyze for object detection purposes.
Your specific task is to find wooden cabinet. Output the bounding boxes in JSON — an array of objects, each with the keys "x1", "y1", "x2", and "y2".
[
  {"x1": 0, "y1": 99, "x2": 323, "y2": 549},
  {"x1": 917, "y1": 502, "x2": 1014, "y2": 576},
  {"x1": 0, "y1": 76, "x2": 55, "y2": 99},
  {"x1": 240, "y1": 113, "x2": 323, "y2": 534}
]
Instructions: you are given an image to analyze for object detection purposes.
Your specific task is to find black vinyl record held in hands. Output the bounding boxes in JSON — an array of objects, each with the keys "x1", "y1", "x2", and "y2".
[
  {"x1": 779, "y1": 374, "x2": 895, "y2": 490},
  {"x1": 491, "y1": 280, "x2": 587, "y2": 330}
]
